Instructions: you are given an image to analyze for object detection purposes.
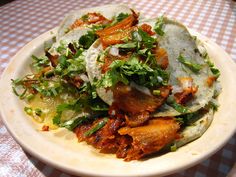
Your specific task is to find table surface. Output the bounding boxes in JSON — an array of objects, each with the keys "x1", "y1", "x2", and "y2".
[{"x1": 0, "y1": 0, "x2": 236, "y2": 176}]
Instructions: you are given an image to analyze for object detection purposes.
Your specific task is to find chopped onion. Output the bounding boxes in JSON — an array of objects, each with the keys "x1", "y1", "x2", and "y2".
[
  {"x1": 130, "y1": 82, "x2": 152, "y2": 96},
  {"x1": 178, "y1": 77, "x2": 193, "y2": 89},
  {"x1": 79, "y1": 73, "x2": 89, "y2": 82},
  {"x1": 109, "y1": 46, "x2": 119, "y2": 56},
  {"x1": 172, "y1": 85, "x2": 183, "y2": 94},
  {"x1": 133, "y1": 31, "x2": 142, "y2": 41},
  {"x1": 157, "y1": 76, "x2": 163, "y2": 82},
  {"x1": 182, "y1": 79, "x2": 192, "y2": 89}
]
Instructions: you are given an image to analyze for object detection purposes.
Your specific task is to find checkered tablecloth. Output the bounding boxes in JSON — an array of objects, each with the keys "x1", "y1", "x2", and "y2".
[{"x1": 0, "y1": 0, "x2": 236, "y2": 176}]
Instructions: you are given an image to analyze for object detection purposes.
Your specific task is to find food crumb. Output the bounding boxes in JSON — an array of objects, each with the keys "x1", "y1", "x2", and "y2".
[{"x1": 42, "y1": 125, "x2": 49, "y2": 131}]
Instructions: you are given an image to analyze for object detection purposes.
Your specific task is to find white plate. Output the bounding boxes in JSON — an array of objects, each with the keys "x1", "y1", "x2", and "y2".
[{"x1": 0, "y1": 28, "x2": 236, "y2": 177}]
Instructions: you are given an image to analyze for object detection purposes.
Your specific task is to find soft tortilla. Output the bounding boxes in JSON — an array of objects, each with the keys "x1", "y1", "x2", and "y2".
[
  {"x1": 48, "y1": 28, "x2": 89, "y2": 56},
  {"x1": 139, "y1": 18, "x2": 215, "y2": 117}
]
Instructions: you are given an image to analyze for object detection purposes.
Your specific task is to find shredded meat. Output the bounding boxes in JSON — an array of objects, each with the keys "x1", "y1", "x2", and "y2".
[
  {"x1": 70, "y1": 13, "x2": 111, "y2": 30},
  {"x1": 140, "y1": 23, "x2": 155, "y2": 35},
  {"x1": 118, "y1": 117, "x2": 180, "y2": 161},
  {"x1": 153, "y1": 47, "x2": 169, "y2": 69},
  {"x1": 112, "y1": 83, "x2": 172, "y2": 127}
]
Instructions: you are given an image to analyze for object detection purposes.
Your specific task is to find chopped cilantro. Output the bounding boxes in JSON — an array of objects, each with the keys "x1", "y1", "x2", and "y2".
[
  {"x1": 154, "y1": 16, "x2": 165, "y2": 36},
  {"x1": 116, "y1": 13, "x2": 129, "y2": 22},
  {"x1": 170, "y1": 143, "x2": 177, "y2": 152},
  {"x1": 81, "y1": 14, "x2": 89, "y2": 21},
  {"x1": 60, "y1": 115, "x2": 90, "y2": 131},
  {"x1": 84, "y1": 118, "x2": 109, "y2": 136},
  {"x1": 132, "y1": 29, "x2": 156, "y2": 49},
  {"x1": 24, "y1": 107, "x2": 33, "y2": 115},
  {"x1": 96, "y1": 56, "x2": 169, "y2": 88},
  {"x1": 204, "y1": 55, "x2": 220, "y2": 78},
  {"x1": 35, "y1": 108, "x2": 42, "y2": 116},
  {"x1": 153, "y1": 89, "x2": 161, "y2": 96},
  {"x1": 31, "y1": 55, "x2": 50, "y2": 71},
  {"x1": 167, "y1": 97, "x2": 189, "y2": 114},
  {"x1": 177, "y1": 54, "x2": 202, "y2": 73},
  {"x1": 79, "y1": 31, "x2": 97, "y2": 49},
  {"x1": 113, "y1": 42, "x2": 137, "y2": 49}
]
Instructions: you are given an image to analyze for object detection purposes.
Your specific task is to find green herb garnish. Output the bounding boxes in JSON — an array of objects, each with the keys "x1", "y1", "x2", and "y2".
[
  {"x1": 79, "y1": 31, "x2": 97, "y2": 49},
  {"x1": 170, "y1": 143, "x2": 177, "y2": 152},
  {"x1": 96, "y1": 56, "x2": 169, "y2": 88},
  {"x1": 204, "y1": 55, "x2": 220, "y2": 78},
  {"x1": 167, "y1": 97, "x2": 189, "y2": 114},
  {"x1": 132, "y1": 29, "x2": 156, "y2": 49},
  {"x1": 24, "y1": 107, "x2": 33, "y2": 115},
  {"x1": 60, "y1": 116, "x2": 90, "y2": 131},
  {"x1": 154, "y1": 16, "x2": 165, "y2": 36},
  {"x1": 177, "y1": 54, "x2": 202, "y2": 73},
  {"x1": 153, "y1": 89, "x2": 161, "y2": 96},
  {"x1": 84, "y1": 117, "x2": 109, "y2": 136},
  {"x1": 116, "y1": 13, "x2": 129, "y2": 22},
  {"x1": 31, "y1": 55, "x2": 50, "y2": 71}
]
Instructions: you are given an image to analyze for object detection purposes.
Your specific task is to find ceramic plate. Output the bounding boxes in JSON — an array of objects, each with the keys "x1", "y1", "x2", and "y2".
[{"x1": 0, "y1": 28, "x2": 236, "y2": 177}]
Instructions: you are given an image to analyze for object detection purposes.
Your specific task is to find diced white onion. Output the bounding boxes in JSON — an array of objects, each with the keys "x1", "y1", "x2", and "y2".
[
  {"x1": 79, "y1": 73, "x2": 89, "y2": 82},
  {"x1": 130, "y1": 82, "x2": 152, "y2": 96},
  {"x1": 109, "y1": 47, "x2": 119, "y2": 56},
  {"x1": 133, "y1": 31, "x2": 142, "y2": 41},
  {"x1": 157, "y1": 76, "x2": 163, "y2": 82},
  {"x1": 172, "y1": 85, "x2": 183, "y2": 94},
  {"x1": 111, "y1": 110, "x2": 116, "y2": 116},
  {"x1": 182, "y1": 79, "x2": 192, "y2": 89}
]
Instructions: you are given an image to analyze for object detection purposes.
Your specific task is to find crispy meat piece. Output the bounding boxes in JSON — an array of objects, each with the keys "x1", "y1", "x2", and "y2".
[
  {"x1": 75, "y1": 118, "x2": 126, "y2": 153},
  {"x1": 174, "y1": 77, "x2": 198, "y2": 104},
  {"x1": 174, "y1": 88, "x2": 198, "y2": 104},
  {"x1": 153, "y1": 47, "x2": 169, "y2": 69},
  {"x1": 140, "y1": 23, "x2": 155, "y2": 35},
  {"x1": 70, "y1": 13, "x2": 111, "y2": 30},
  {"x1": 42, "y1": 125, "x2": 49, "y2": 131},
  {"x1": 100, "y1": 27, "x2": 136, "y2": 48},
  {"x1": 96, "y1": 10, "x2": 138, "y2": 48},
  {"x1": 118, "y1": 117, "x2": 180, "y2": 161},
  {"x1": 124, "y1": 112, "x2": 150, "y2": 128},
  {"x1": 112, "y1": 83, "x2": 172, "y2": 127},
  {"x1": 46, "y1": 51, "x2": 59, "y2": 67},
  {"x1": 206, "y1": 76, "x2": 217, "y2": 87},
  {"x1": 68, "y1": 43, "x2": 76, "y2": 55},
  {"x1": 96, "y1": 10, "x2": 138, "y2": 37},
  {"x1": 101, "y1": 56, "x2": 113, "y2": 74},
  {"x1": 75, "y1": 117, "x2": 180, "y2": 161},
  {"x1": 71, "y1": 75, "x2": 84, "y2": 88}
]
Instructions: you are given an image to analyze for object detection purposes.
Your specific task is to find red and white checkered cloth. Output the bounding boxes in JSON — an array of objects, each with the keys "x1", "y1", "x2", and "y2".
[{"x1": 0, "y1": 0, "x2": 235, "y2": 176}]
